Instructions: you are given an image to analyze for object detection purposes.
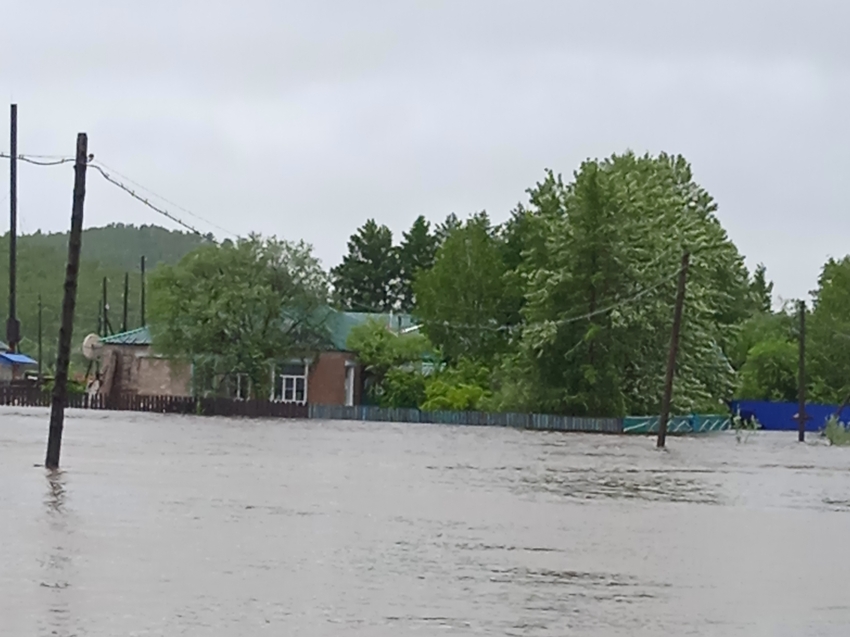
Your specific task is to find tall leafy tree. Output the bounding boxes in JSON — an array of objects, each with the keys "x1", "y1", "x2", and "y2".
[
  {"x1": 808, "y1": 257, "x2": 850, "y2": 403},
  {"x1": 149, "y1": 235, "x2": 331, "y2": 396},
  {"x1": 397, "y1": 215, "x2": 438, "y2": 311},
  {"x1": 503, "y1": 153, "x2": 749, "y2": 417},
  {"x1": 414, "y1": 212, "x2": 521, "y2": 363},
  {"x1": 332, "y1": 219, "x2": 400, "y2": 312},
  {"x1": 749, "y1": 263, "x2": 774, "y2": 314},
  {"x1": 434, "y1": 213, "x2": 461, "y2": 245}
]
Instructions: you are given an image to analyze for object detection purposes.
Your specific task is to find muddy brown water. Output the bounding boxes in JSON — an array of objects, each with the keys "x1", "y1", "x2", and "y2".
[{"x1": 2, "y1": 407, "x2": 850, "y2": 636}]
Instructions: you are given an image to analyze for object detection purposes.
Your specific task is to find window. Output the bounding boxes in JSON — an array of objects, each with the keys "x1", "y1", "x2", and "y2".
[
  {"x1": 220, "y1": 373, "x2": 250, "y2": 400},
  {"x1": 272, "y1": 362, "x2": 308, "y2": 404}
]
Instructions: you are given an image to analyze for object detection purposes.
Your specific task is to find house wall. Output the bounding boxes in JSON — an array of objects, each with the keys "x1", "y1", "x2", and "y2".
[
  {"x1": 97, "y1": 344, "x2": 358, "y2": 404},
  {"x1": 308, "y1": 351, "x2": 361, "y2": 406},
  {"x1": 100, "y1": 345, "x2": 191, "y2": 398},
  {"x1": 0, "y1": 363, "x2": 30, "y2": 382}
]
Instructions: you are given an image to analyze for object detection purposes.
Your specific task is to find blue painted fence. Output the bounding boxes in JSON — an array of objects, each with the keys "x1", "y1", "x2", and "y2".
[{"x1": 729, "y1": 400, "x2": 850, "y2": 432}]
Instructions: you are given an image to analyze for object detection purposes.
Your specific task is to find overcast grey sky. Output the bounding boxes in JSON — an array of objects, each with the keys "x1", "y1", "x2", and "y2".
[{"x1": 2, "y1": 0, "x2": 847, "y2": 302}]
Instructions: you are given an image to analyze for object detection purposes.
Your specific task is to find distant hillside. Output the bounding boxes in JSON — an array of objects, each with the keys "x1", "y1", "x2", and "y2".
[
  {"x1": 24, "y1": 223, "x2": 211, "y2": 272},
  {"x1": 0, "y1": 224, "x2": 210, "y2": 374}
]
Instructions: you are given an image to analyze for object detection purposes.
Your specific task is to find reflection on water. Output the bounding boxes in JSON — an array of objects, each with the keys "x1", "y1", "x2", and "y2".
[
  {"x1": 1, "y1": 407, "x2": 850, "y2": 636},
  {"x1": 41, "y1": 469, "x2": 74, "y2": 636}
]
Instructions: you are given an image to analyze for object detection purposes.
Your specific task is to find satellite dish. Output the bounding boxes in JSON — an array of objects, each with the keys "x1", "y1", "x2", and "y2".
[{"x1": 82, "y1": 333, "x2": 102, "y2": 360}]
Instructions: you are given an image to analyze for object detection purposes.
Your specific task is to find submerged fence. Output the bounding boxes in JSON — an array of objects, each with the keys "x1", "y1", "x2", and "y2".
[
  {"x1": 307, "y1": 404, "x2": 621, "y2": 433},
  {"x1": 1, "y1": 385, "x2": 727, "y2": 436}
]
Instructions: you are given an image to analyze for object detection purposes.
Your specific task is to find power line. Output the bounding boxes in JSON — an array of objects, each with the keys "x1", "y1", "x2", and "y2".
[
  {"x1": 0, "y1": 152, "x2": 238, "y2": 238},
  {"x1": 87, "y1": 163, "x2": 208, "y2": 236},
  {"x1": 91, "y1": 159, "x2": 239, "y2": 238},
  {"x1": 0, "y1": 152, "x2": 75, "y2": 166}
]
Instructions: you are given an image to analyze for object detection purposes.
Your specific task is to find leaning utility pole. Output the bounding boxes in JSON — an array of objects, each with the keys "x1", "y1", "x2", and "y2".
[
  {"x1": 796, "y1": 300, "x2": 808, "y2": 443},
  {"x1": 657, "y1": 251, "x2": 690, "y2": 449},
  {"x1": 6, "y1": 104, "x2": 20, "y2": 353},
  {"x1": 46, "y1": 132, "x2": 88, "y2": 470}
]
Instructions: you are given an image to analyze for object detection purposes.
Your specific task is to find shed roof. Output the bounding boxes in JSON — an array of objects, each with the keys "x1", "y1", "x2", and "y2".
[
  {"x1": 0, "y1": 352, "x2": 37, "y2": 365},
  {"x1": 101, "y1": 326, "x2": 153, "y2": 346}
]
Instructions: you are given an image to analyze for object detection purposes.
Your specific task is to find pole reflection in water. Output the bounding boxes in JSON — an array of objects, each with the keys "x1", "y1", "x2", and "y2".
[{"x1": 42, "y1": 470, "x2": 74, "y2": 636}]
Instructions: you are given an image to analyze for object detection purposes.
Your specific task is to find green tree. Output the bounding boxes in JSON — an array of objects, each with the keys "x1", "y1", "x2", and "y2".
[
  {"x1": 346, "y1": 318, "x2": 432, "y2": 405},
  {"x1": 808, "y1": 257, "x2": 850, "y2": 403},
  {"x1": 738, "y1": 339, "x2": 798, "y2": 402},
  {"x1": 397, "y1": 216, "x2": 438, "y2": 312},
  {"x1": 414, "y1": 212, "x2": 521, "y2": 364},
  {"x1": 148, "y1": 235, "x2": 331, "y2": 397},
  {"x1": 749, "y1": 263, "x2": 774, "y2": 314},
  {"x1": 503, "y1": 153, "x2": 749, "y2": 417},
  {"x1": 728, "y1": 307, "x2": 795, "y2": 371},
  {"x1": 434, "y1": 213, "x2": 461, "y2": 245},
  {"x1": 332, "y1": 219, "x2": 399, "y2": 312}
]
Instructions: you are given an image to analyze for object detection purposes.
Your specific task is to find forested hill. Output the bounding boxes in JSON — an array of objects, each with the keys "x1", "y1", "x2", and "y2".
[
  {"x1": 0, "y1": 224, "x2": 208, "y2": 369},
  {"x1": 22, "y1": 223, "x2": 210, "y2": 272}
]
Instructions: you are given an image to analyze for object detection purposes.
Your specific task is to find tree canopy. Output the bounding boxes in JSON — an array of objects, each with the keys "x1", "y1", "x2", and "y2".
[
  {"x1": 499, "y1": 153, "x2": 750, "y2": 417},
  {"x1": 331, "y1": 219, "x2": 399, "y2": 312},
  {"x1": 149, "y1": 235, "x2": 330, "y2": 396}
]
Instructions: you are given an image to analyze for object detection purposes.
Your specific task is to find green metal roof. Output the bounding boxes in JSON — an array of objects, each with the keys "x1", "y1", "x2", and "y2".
[
  {"x1": 325, "y1": 311, "x2": 417, "y2": 351},
  {"x1": 101, "y1": 326, "x2": 153, "y2": 346}
]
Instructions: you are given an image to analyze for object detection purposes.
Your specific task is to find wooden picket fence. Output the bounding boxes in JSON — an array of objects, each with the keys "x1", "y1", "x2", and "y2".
[{"x1": 0, "y1": 386, "x2": 307, "y2": 419}]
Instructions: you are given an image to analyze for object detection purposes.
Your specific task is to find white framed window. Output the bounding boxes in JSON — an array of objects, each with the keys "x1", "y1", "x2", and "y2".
[
  {"x1": 218, "y1": 373, "x2": 250, "y2": 400},
  {"x1": 233, "y1": 373, "x2": 250, "y2": 401},
  {"x1": 271, "y1": 362, "x2": 308, "y2": 404}
]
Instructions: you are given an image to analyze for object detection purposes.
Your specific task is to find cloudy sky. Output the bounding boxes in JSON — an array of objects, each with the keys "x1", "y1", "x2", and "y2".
[{"x1": 1, "y1": 0, "x2": 847, "y2": 302}]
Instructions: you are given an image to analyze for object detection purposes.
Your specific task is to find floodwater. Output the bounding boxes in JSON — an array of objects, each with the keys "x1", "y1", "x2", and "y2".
[{"x1": 2, "y1": 409, "x2": 850, "y2": 636}]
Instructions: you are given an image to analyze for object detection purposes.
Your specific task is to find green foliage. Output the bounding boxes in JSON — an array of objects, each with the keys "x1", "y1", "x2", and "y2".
[
  {"x1": 345, "y1": 319, "x2": 432, "y2": 404},
  {"x1": 738, "y1": 339, "x2": 798, "y2": 402},
  {"x1": 24, "y1": 224, "x2": 209, "y2": 272},
  {"x1": 414, "y1": 212, "x2": 522, "y2": 363},
  {"x1": 346, "y1": 319, "x2": 432, "y2": 378},
  {"x1": 748, "y1": 264, "x2": 774, "y2": 314},
  {"x1": 397, "y1": 216, "x2": 438, "y2": 312},
  {"x1": 421, "y1": 379, "x2": 487, "y2": 411},
  {"x1": 420, "y1": 358, "x2": 492, "y2": 411},
  {"x1": 0, "y1": 225, "x2": 206, "y2": 374},
  {"x1": 808, "y1": 258, "x2": 850, "y2": 404},
  {"x1": 149, "y1": 235, "x2": 330, "y2": 396},
  {"x1": 332, "y1": 219, "x2": 399, "y2": 312},
  {"x1": 728, "y1": 308, "x2": 795, "y2": 371},
  {"x1": 380, "y1": 368, "x2": 426, "y2": 409},
  {"x1": 824, "y1": 417, "x2": 850, "y2": 446},
  {"x1": 505, "y1": 153, "x2": 750, "y2": 417}
]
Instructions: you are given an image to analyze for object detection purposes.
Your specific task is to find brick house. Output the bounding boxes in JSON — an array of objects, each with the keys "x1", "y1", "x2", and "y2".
[{"x1": 92, "y1": 311, "x2": 416, "y2": 407}]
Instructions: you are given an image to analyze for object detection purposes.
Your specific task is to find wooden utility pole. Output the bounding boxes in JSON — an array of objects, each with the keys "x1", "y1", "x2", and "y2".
[
  {"x1": 6, "y1": 104, "x2": 20, "y2": 353},
  {"x1": 37, "y1": 294, "x2": 43, "y2": 384},
  {"x1": 46, "y1": 132, "x2": 88, "y2": 470},
  {"x1": 657, "y1": 251, "x2": 690, "y2": 449},
  {"x1": 140, "y1": 255, "x2": 146, "y2": 327},
  {"x1": 122, "y1": 272, "x2": 129, "y2": 333},
  {"x1": 796, "y1": 300, "x2": 808, "y2": 443}
]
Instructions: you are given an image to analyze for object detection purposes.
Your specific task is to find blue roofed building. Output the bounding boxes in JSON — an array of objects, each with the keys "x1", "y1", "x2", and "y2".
[{"x1": 0, "y1": 351, "x2": 38, "y2": 383}]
